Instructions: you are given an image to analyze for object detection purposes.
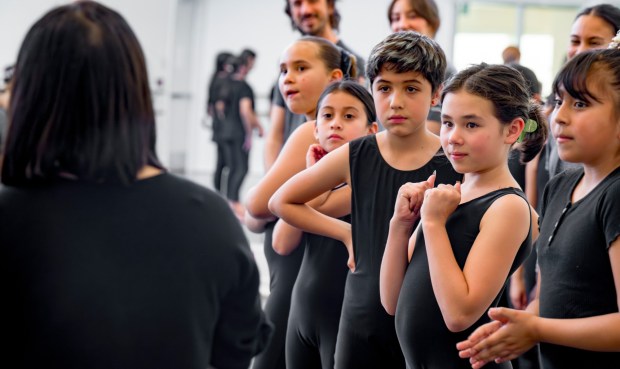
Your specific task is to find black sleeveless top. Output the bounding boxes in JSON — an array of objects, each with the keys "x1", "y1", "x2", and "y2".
[
  {"x1": 342, "y1": 134, "x2": 462, "y2": 340},
  {"x1": 396, "y1": 188, "x2": 532, "y2": 369},
  {"x1": 288, "y1": 214, "x2": 351, "y2": 336}
]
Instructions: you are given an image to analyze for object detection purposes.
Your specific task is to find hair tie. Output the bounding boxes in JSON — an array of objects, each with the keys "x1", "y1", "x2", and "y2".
[
  {"x1": 517, "y1": 119, "x2": 538, "y2": 143},
  {"x1": 608, "y1": 30, "x2": 620, "y2": 49},
  {"x1": 339, "y1": 48, "x2": 352, "y2": 79}
]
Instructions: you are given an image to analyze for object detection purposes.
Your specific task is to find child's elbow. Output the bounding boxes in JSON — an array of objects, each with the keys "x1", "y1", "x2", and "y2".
[
  {"x1": 267, "y1": 195, "x2": 281, "y2": 218},
  {"x1": 272, "y1": 237, "x2": 291, "y2": 256},
  {"x1": 443, "y1": 314, "x2": 476, "y2": 333},
  {"x1": 380, "y1": 293, "x2": 397, "y2": 316},
  {"x1": 246, "y1": 191, "x2": 271, "y2": 219}
]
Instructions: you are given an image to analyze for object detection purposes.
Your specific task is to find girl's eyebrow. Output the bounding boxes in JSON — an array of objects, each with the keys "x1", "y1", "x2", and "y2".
[
  {"x1": 320, "y1": 105, "x2": 361, "y2": 112},
  {"x1": 441, "y1": 113, "x2": 483, "y2": 120}
]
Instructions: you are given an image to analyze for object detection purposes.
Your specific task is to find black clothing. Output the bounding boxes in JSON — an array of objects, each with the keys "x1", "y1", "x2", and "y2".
[
  {"x1": 214, "y1": 140, "x2": 249, "y2": 202},
  {"x1": 213, "y1": 78, "x2": 253, "y2": 201},
  {"x1": 286, "y1": 215, "x2": 351, "y2": 369},
  {"x1": 334, "y1": 135, "x2": 462, "y2": 369},
  {"x1": 396, "y1": 188, "x2": 532, "y2": 369},
  {"x1": 537, "y1": 167, "x2": 620, "y2": 369},
  {"x1": 252, "y1": 222, "x2": 306, "y2": 369},
  {"x1": 0, "y1": 173, "x2": 271, "y2": 369}
]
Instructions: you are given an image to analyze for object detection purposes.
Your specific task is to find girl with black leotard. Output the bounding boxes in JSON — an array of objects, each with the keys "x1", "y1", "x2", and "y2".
[
  {"x1": 458, "y1": 45, "x2": 620, "y2": 369},
  {"x1": 271, "y1": 81, "x2": 378, "y2": 369},
  {"x1": 381, "y1": 63, "x2": 547, "y2": 368},
  {"x1": 245, "y1": 36, "x2": 358, "y2": 369}
]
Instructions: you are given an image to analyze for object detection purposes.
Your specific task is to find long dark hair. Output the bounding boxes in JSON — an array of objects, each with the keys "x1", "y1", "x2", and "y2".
[{"x1": 2, "y1": 1, "x2": 163, "y2": 186}]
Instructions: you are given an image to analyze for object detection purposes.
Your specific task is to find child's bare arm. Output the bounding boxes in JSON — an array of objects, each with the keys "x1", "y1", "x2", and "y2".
[
  {"x1": 380, "y1": 175, "x2": 435, "y2": 315},
  {"x1": 422, "y1": 189, "x2": 531, "y2": 332},
  {"x1": 269, "y1": 143, "x2": 352, "y2": 267},
  {"x1": 245, "y1": 121, "x2": 316, "y2": 219}
]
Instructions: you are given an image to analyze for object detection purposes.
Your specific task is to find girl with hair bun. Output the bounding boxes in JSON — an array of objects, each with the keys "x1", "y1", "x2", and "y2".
[
  {"x1": 245, "y1": 36, "x2": 357, "y2": 369},
  {"x1": 381, "y1": 63, "x2": 546, "y2": 368},
  {"x1": 459, "y1": 44, "x2": 620, "y2": 369}
]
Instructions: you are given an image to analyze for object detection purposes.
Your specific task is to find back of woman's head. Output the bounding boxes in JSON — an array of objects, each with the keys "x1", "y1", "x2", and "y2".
[
  {"x1": 316, "y1": 80, "x2": 376, "y2": 125},
  {"x1": 575, "y1": 4, "x2": 620, "y2": 35},
  {"x1": 2, "y1": 1, "x2": 162, "y2": 186},
  {"x1": 299, "y1": 36, "x2": 358, "y2": 80},
  {"x1": 442, "y1": 63, "x2": 547, "y2": 163},
  {"x1": 553, "y1": 47, "x2": 620, "y2": 115}
]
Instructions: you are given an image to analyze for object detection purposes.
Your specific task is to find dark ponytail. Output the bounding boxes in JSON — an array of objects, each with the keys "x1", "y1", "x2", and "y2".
[
  {"x1": 518, "y1": 103, "x2": 548, "y2": 163},
  {"x1": 299, "y1": 36, "x2": 357, "y2": 80},
  {"x1": 339, "y1": 48, "x2": 357, "y2": 80}
]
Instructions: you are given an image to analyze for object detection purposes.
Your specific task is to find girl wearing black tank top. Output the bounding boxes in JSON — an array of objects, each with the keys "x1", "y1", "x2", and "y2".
[
  {"x1": 272, "y1": 81, "x2": 377, "y2": 369},
  {"x1": 459, "y1": 46, "x2": 620, "y2": 369},
  {"x1": 380, "y1": 63, "x2": 547, "y2": 368},
  {"x1": 244, "y1": 36, "x2": 357, "y2": 369}
]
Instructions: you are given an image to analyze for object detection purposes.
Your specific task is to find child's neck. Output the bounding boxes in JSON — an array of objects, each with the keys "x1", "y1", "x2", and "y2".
[
  {"x1": 574, "y1": 154, "x2": 620, "y2": 202},
  {"x1": 460, "y1": 165, "x2": 518, "y2": 203},
  {"x1": 377, "y1": 128, "x2": 441, "y2": 171}
]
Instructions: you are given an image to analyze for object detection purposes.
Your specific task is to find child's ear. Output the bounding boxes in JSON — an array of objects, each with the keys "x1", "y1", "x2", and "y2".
[
  {"x1": 431, "y1": 84, "x2": 443, "y2": 106},
  {"x1": 314, "y1": 123, "x2": 320, "y2": 140},
  {"x1": 506, "y1": 117, "x2": 525, "y2": 144},
  {"x1": 330, "y1": 69, "x2": 344, "y2": 81},
  {"x1": 367, "y1": 122, "x2": 379, "y2": 135}
]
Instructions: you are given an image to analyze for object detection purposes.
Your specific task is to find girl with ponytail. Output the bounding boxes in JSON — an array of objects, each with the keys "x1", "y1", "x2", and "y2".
[
  {"x1": 381, "y1": 63, "x2": 546, "y2": 368},
  {"x1": 459, "y1": 42, "x2": 620, "y2": 369},
  {"x1": 246, "y1": 36, "x2": 359, "y2": 369}
]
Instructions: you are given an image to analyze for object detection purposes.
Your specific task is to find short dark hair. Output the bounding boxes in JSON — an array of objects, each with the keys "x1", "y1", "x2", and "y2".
[
  {"x1": 442, "y1": 63, "x2": 547, "y2": 163},
  {"x1": 366, "y1": 31, "x2": 446, "y2": 93},
  {"x1": 387, "y1": 0, "x2": 440, "y2": 36},
  {"x1": 316, "y1": 80, "x2": 376, "y2": 126},
  {"x1": 2, "y1": 1, "x2": 163, "y2": 186},
  {"x1": 284, "y1": 0, "x2": 341, "y2": 32},
  {"x1": 575, "y1": 3, "x2": 620, "y2": 35},
  {"x1": 240, "y1": 48, "x2": 256, "y2": 66}
]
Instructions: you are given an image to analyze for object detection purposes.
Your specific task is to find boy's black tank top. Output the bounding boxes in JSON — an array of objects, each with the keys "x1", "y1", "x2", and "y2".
[
  {"x1": 396, "y1": 188, "x2": 532, "y2": 368},
  {"x1": 344, "y1": 134, "x2": 462, "y2": 339}
]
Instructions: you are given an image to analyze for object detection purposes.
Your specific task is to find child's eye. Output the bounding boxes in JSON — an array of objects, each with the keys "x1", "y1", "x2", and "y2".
[
  {"x1": 296, "y1": 66, "x2": 306, "y2": 72},
  {"x1": 406, "y1": 86, "x2": 418, "y2": 93},
  {"x1": 280, "y1": 68, "x2": 288, "y2": 75},
  {"x1": 574, "y1": 101, "x2": 588, "y2": 109},
  {"x1": 321, "y1": 113, "x2": 332, "y2": 119},
  {"x1": 377, "y1": 85, "x2": 390, "y2": 93},
  {"x1": 466, "y1": 122, "x2": 478, "y2": 129},
  {"x1": 442, "y1": 121, "x2": 453, "y2": 128},
  {"x1": 553, "y1": 98, "x2": 562, "y2": 107},
  {"x1": 344, "y1": 114, "x2": 355, "y2": 119}
]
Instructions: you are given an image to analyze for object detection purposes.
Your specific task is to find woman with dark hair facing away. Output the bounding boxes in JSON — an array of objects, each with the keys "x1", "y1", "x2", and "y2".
[{"x1": 0, "y1": 2, "x2": 271, "y2": 368}]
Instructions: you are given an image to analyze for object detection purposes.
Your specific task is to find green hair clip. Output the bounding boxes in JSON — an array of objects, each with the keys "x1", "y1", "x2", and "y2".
[{"x1": 517, "y1": 119, "x2": 538, "y2": 143}]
